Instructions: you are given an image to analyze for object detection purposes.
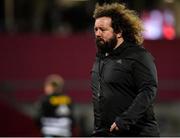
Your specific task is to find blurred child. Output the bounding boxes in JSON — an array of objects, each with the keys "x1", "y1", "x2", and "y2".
[{"x1": 38, "y1": 74, "x2": 73, "y2": 137}]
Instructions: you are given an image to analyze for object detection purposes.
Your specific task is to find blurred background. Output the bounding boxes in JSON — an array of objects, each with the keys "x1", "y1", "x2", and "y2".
[{"x1": 0, "y1": 0, "x2": 180, "y2": 136}]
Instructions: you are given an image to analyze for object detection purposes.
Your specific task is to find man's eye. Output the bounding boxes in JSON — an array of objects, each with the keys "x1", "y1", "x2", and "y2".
[
  {"x1": 94, "y1": 28, "x2": 98, "y2": 32},
  {"x1": 100, "y1": 28, "x2": 107, "y2": 32}
]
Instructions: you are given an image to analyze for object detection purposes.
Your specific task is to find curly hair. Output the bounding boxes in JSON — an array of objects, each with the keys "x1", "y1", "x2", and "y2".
[{"x1": 93, "y1": 3, "x2": 144, "y2": 45}]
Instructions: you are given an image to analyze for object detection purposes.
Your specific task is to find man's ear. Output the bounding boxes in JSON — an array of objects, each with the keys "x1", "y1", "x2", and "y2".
[{"x1": 117, "y1": 32, "x2": 122, "y2": 38}]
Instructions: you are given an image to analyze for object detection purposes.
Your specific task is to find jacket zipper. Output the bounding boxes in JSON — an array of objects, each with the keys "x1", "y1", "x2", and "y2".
[
  {"x1": 98, "y1": 57, "x2": 101, "y2": 98},
  {"x1": 98, "y1": 55, "x2": 105, "y2": 98}
]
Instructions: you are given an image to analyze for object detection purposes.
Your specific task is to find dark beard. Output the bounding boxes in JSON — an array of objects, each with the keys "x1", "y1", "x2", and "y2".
[{"x1": 96, "y1": 35, "x2": 117, "y2": 54}]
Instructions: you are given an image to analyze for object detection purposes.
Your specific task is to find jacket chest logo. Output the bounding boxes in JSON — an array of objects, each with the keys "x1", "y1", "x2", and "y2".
[{"x1": 116, "y1": 59, "x2": 122, "y2": 64}]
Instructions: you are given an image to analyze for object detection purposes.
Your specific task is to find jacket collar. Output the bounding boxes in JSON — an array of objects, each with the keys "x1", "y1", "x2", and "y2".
[
  {"x1": 109, "y1": 41, "x2": 138, "y2": 57},
  {"x1": 96, "y1": 41, "x2": 139, "y2": 58}
]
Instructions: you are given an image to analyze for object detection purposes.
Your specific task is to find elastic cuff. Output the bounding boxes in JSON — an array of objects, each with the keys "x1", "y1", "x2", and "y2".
[{"x1": 115, "y1": 117, "x2": 130, "y2": 131}]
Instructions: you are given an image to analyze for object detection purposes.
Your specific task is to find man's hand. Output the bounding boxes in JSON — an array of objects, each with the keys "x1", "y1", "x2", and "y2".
[{"x1": 110, "y1": 122, "x2": 119, "y2": 132}]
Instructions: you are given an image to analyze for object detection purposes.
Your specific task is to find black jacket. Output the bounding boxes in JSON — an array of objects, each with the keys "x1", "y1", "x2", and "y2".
[{"x1": 91, "y1": 41, "x2": 159, "y2": 136}]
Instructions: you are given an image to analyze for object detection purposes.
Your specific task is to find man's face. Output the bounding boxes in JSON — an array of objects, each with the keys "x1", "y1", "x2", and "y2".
[
  {"x1": 44, "y1": 84, "x2": 54, "y2": 95},
  {"x1": 94, "y1": 17, "x2": 117, "y2": 53}
]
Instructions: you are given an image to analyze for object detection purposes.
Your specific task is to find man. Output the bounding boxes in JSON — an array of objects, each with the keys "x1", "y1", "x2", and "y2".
[
  {"x1": 38, "y1": 74, "x2": 73, "y2": 137},
  {"x1": 91, "y1": 3, "x2": 159, "y2": 136}
]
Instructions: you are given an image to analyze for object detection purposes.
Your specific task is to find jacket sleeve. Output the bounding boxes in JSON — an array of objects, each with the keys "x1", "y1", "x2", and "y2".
[{"x1": 115, "y1": 51, "x2": 158, "y2": 130}]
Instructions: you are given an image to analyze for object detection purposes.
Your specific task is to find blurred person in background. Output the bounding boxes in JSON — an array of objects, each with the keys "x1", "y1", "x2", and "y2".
[
  {"x1": 37, "y1": 74, "x2": 73, "y2": 137},
  {"x1": 91, "y1": 2, "x2": 159, "y2": 136}
]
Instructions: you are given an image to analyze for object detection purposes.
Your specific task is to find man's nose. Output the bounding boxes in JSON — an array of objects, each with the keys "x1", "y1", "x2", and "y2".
[{"x1": 95, "y1": 29, "x2": 102, "y2": 37}]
